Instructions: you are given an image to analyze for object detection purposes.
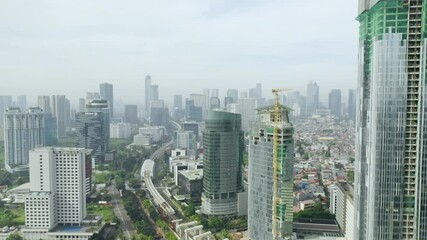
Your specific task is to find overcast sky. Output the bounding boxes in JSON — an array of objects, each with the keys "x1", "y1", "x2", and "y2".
[{"x1": 0, "y1": 0, "x2": 359, "y2": 107}]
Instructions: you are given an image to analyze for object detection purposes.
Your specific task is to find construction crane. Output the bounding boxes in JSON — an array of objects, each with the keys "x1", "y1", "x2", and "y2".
[{"x1": 271, "y1": 88, "x2": 291, "y2": 239}]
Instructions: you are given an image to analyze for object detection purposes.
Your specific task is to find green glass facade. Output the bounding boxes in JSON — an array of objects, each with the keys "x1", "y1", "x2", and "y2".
[
  {"x1": 355, "y1": 1, "x2": 427, "y2": 239},
  {"x1": 201, "y1": 110, "x2": 244, "y2": 216}
]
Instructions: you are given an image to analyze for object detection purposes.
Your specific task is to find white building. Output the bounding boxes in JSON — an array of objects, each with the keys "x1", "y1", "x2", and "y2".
[
  {"x1": 23, "y1": 147, "x2": 98, "y2": 240},
  {"x1": 4, "y1": 107, "x2": 45, "y2": 173},
  {"x1": 110, "y1": 122, "x2": 132, "y2": 138},
  {"x1": 138, "y1": 126, "x2": 165, "y2": 142},
  {"x1": 238, "y1": 98, "x2": 257, "y2": 132},
  {"x1": 133, "y1": 134, "x2": 151, "y2": 146},
  {"x1": 329, "y1": 183, "x2": 354, "y2": 240},
  {"x1": 226, "y1": 103, "x2": 239, "y2": 114}
]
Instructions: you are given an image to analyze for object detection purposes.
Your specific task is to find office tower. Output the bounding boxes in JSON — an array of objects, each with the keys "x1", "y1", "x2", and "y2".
[
  {"x1": 348, "y1": 89, "x2": 356, "y2": 121},
  {"x1": 78, "y1": 98, "x2": 85, "y2": 112},
  {"x1": 44, "y1": 114, "x2": 57, "y2": 146},
  {"x1": 145, "y1": 75, "x2": 152, "y2": 112},
  {"x1": 24, "y1": 147, "x2": 91, "y2": 239},
  {"x1": 182, "y1": 121, "x2": 199, "y2": 141},
  {"x1": 227, "y1": 89, "x2": 239, "y2": 104},
  {"x1": 328, "y1": 89, "x2": 342, "y2": 118},
  {"x1": 150, "y1": 99, "x2": 164, "y2": 108},
  {"x1": 249, "y1": 88, "x2": 256, "y2": 99},
  {"x1": 210, "y1": 97, "x2": 220, "y2": 109},
  {"x1": 51, "y1": 95, "x2": 70, "y2": 138},
  {"x1": 124, "y1": 104, "x2": 138, "y2": 124},
  {"x1": 201, "y1": 110, "x2": 243, "y2": 216},
  {"x1": 100, "y1": 83, "x2": 114, "y2": 117},
  {"x1": 190, "y1": 94, "x2": 207, "y2": 119},
  {"x1": 203, "y1": 89, "x2": 210, "y2": 111},
  {"x1": 355, "y1": 1, "x2": 427, "y2": 239},
  {"x1": 37, "y1": 96, "x2": 51, "y2": 114},
  {"x1": 299, "y1": 95, "x2": 307, "y2": 117},
  {"x1": 17, "y1": 95, "x2": 27, "y2": 110},
  {"x1": 240, "y1": 91, "x2": 248, "y2": 98},
  {"x1": 224, "y1": 97, "x2": 234, "y2": 108},
  {"x1": 238, "y1": 98, "x2": 257, "y2": 132},
  {"x1": 4, "y1": 107, "x2": 45, "y2": 173},
  {"x1": 151, "y1": 85, "x2": 159, "y2": 101},
  {"x1": 0, "y1": 96, "x2": 13, "y2": 124},
  {"x1": 255, "y1": 83, "x2": 262, "y2": 101},
  {"x1": 150, "y1": 107, "x2": 169, "y2": 127},
  {"x1": 188, "y1": 106, "x2": 203, "y2": 122},
  {"x1": 211, "y1": 88, "x2": 219, "y2": 98},
  {"x1": 286, "y1": 91, "x2": 300, "y2": 107},
  {"x1": 76, "y1": 99, "x2": 110, "y2": 162},
  {"x1": 306, "y1": 81, "x2": 319, "y2": 115},
  {"x1": 37, "y1": 96, "x2": 57, "y2": 145},
  {"x1": 248, "y1": 105, "x2": 294, "y2": 239},
  {"x1": 174, "y1": 95, "x2": 183, "y2": 110},
  {"x1": 174, "y1": 131, "x2": 196, "y2": 150}
]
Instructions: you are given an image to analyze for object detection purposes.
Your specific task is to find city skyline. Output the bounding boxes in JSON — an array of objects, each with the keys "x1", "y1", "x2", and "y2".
[{"x1": 0, "y1": 1, "x2": 358, "y2": 103}]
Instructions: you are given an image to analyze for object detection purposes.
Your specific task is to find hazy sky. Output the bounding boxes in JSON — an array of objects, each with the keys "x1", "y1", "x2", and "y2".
[{"x1": 0, "y1": 0, "x2": 359, "y2": 107}]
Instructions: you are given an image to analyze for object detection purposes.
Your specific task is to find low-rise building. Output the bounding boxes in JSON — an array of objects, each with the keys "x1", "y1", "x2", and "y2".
[
  {"x1": 300, "y1": 199, "x2": 316, "y2": 211},
  {"x1": 177, "y1": 169, "x2": 203, "y2": 202}
]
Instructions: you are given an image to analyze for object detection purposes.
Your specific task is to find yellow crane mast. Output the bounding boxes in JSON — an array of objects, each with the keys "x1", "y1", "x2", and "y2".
[{"x1": 271, "y1": 88, "x2": 291, "y2": 239}]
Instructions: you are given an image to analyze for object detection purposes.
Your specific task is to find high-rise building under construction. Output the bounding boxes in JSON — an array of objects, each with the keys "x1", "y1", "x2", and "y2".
[
  {"x1": 248, "y1": 105, "x2": 294, "y2": 239},
  {"x1": 355, "y1": 1, "x2": 427, "y2": 239}
]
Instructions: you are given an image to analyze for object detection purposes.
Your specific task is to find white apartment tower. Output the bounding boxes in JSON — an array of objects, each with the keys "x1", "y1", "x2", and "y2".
[{"x1": 4, "y1": 107, "x2": 45, "y2": 173}]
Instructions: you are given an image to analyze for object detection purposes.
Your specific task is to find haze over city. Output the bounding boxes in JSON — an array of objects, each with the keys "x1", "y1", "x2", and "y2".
[
  {"x1": 0, "y1": 0, "x2": 358, "y2": 105},
  {"x1": 3, "y1": 1, "x2": 425, "y2": 240}
]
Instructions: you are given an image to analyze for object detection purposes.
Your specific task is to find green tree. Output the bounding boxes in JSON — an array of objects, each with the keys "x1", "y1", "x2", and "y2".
[
  {"x1": 165, "y1": 232, "x2": 177, "y2": 240},
  {"x1": 217, "y1": 229, "x2": 231, "y2": 239},
  {"x1": 0, "y1": 171, "x2": 12, "y2": 186}
]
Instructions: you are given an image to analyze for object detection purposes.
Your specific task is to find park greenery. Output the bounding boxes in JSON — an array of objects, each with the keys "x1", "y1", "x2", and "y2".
[
  {"x1": 87, "y1": 203, "x2": 116, "y2": 223},
  {"x1": 0, "y1": 205, "x2": 25, "y2": 227}
]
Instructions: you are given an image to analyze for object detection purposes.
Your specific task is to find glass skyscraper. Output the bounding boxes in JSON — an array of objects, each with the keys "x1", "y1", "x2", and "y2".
[
  {"x1": 355, "y1": 1, "x2": 427, "y2": 239},
  {"x1": 201, "y1": 110, "x2": 244, "y2": 216}
]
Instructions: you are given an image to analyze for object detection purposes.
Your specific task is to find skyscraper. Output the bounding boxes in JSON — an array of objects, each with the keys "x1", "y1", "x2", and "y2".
[
  {"x1": 150, "y1": 107, "x2": 169, "y2": 127},
  {"x1": 38, "y1": 96, "x2": 51, "y2": 114},
  {"x1": 190, "y1": 94, "x2": 207, "y2": 119},
  {"x1": 17, "y1": 95, "x2": 27, "y2": 110},
  {"x1": 76, "y1": 99, "x2": 110, "y2": 162},
  {"x1": 4, "y1": 107, "x2": 45, "y2": 173},
  {"x1": 306, "y1": 81, "x2": 319, "y2": 115},
  {"x1": 227, "y1": 89, "x2": 239, "y2": 104},
  {"x1": 145, "y1": 75, "x2": 152, "y2": 113},
  {"x1": 238, "y1": 98, "x2": 257, "y2": 132},
  {"x1": 203, "y1": 88, "x2": 210, "y2": 111},
  {"x1": 174, "y1": 94, "x2": 183, "y2": 110},
  {"x1": 51, "y1": 95, "x2": 70, "y2": 138},
  {"x1": 100, "y1": 83, "x2": 114, "y2": 117},
  {"x1": 248, "y1": 105, "x2": 294, "y2": 240},
  {"x1": 201, "y1": 110, "x2": 243, "y2": 216},
  {"x1": 328, "y1": 89, "x2": 342, "y2": 118},
  {"x1": 348, "y1": 89, "x2": 356, "y2": 121},
  {"x1": 124, "y1": 104, "x2": 138, "y2": 124},
  {"x1": 355, "y1": 1, "x2": 427, "y2": 239}
]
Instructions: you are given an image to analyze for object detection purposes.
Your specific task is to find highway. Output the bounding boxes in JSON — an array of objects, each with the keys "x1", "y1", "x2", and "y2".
[{"x1": 108, "y1": 180, "x2": 136, "y2": 239}]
